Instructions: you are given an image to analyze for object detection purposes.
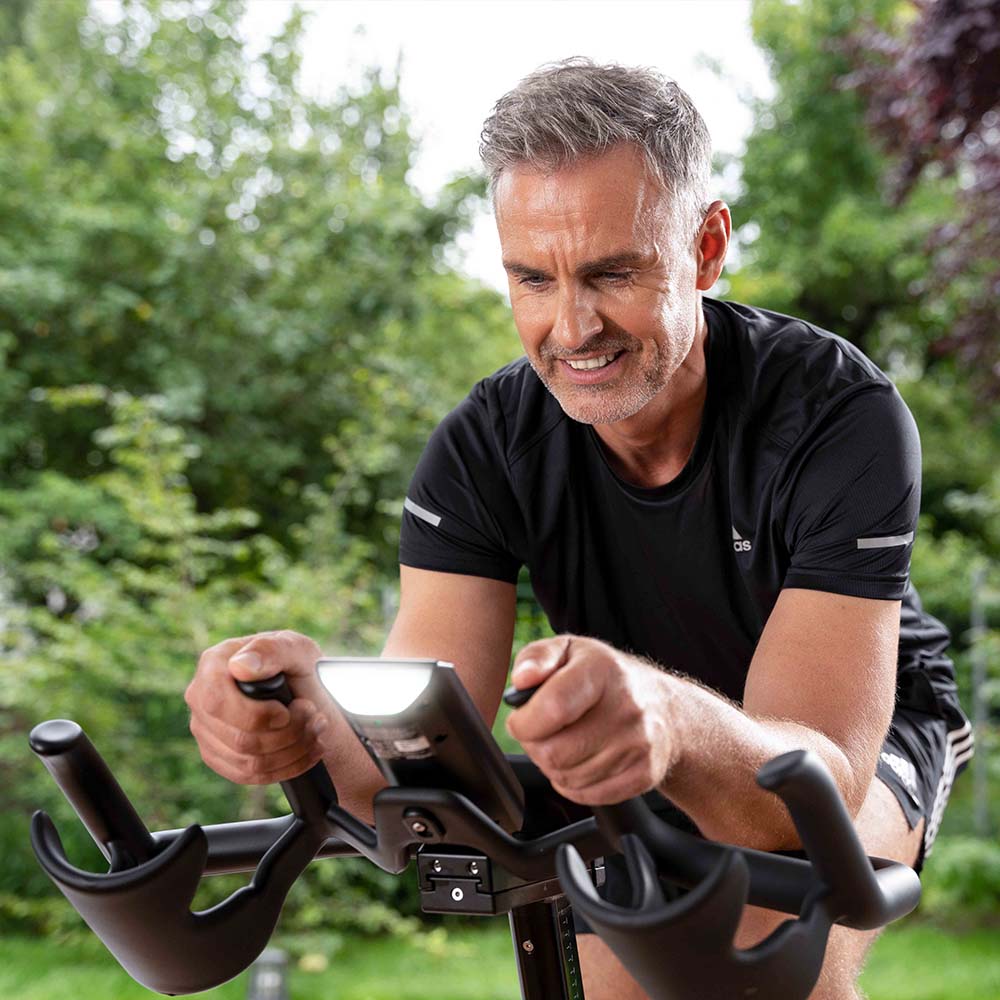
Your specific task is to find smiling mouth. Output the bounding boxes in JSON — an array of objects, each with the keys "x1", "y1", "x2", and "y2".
[{"x1": 563, "y1": 351, "x2": 623, "y2": 371}]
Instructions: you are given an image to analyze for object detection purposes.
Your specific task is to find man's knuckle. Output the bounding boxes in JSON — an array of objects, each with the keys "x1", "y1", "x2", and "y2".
[
  {"x1": 204, "y1": 635, "x2": 249, "y2": 663},
  {"x1": 280, "y1": 629, "x2": 314, "y2": 651},
  {"x1": 549, "y1": 768, "x2": 569, "y2": 788},
  {"x1": 537, "y1": 700, "x2": 564, "y2": 731},
  {"x1": 239, "y1": 634, "x2": 275, "y2": 659},
  {"x1": 198, "y1": 643, "x2": 225, "y2": 668},
  {"x1": 539, "y1": 744, "x2": 564, "y2": 772},
  {"x1": 231, "y1": 728, "x2": 258, "y2": 754},
  {"x1": 623, "y1": 700, "x2": 644, "y2": 726},
  {"x1": 200, "y1": 685, "x2": 224, "y2": 718}
]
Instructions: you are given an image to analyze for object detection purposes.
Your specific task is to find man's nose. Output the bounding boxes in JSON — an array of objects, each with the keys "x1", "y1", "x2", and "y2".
[{"x1": 551, "y1": 287, "x2": 602, "y2": 351}]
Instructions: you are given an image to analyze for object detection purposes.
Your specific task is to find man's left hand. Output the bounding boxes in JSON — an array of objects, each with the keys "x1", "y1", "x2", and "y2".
[{"x1": 505, "y1": 634, "x2": 680, "y2": 805}]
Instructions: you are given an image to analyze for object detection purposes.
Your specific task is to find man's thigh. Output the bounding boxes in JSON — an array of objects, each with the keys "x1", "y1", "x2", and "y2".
[
  {"x1": 577, "y1": 775, "x2": 923, "y2": 1000},
  {"x1": 734, "y1": 776, "x2": 924, "y2": 1000}
]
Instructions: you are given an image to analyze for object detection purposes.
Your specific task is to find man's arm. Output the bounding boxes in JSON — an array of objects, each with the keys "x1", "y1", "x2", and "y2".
[
  {"x1": 654, "y1": 587, "x2": 899, "y2": 850},
  {"x1": 506, "y1": 588, "x2": 899, "y2": 852},
  {"x1": 186, "y1": 566, "x2": 516, "y2": 824},
  {"x1": 383, "y1": 566, "x2": 517, "y2": 726}
]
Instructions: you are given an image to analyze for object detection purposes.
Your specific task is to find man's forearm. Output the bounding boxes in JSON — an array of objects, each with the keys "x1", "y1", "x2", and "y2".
[
  {"x1": 320, "y1": 708, "x2": 387, "y2": 824},
  {"x1": 655, "y1": 670, "x2": 861, "y2": 852}
]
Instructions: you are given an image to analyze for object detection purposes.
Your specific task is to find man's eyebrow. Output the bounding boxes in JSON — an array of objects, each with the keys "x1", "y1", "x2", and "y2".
[
  {"x1": 502, "y1": 251, "x2": 651, "y2": 277},
  {"x1": 502, "y1": 260, "x2": 546, "y2": 277},
  {"x1": 577, "y1": 251, "x2": 650, "y2": 273}
]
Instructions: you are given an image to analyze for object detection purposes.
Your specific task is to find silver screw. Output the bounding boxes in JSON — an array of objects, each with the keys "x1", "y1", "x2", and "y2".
[
  {"x1": 451, "y1": 887, "x2": 464, "y2": 902},
  {"x1": 432, "y1": 859, "x2": 443, "y2": 873},
  {"x1": 411, "y1": 821, "x2": 427, "y2": 834},
  {"x1": 468, "y1": 861, "x2": 480, "y2": 875},
  {"x1": 522, "y1": 940, "x2": 534, "y2": 954}
]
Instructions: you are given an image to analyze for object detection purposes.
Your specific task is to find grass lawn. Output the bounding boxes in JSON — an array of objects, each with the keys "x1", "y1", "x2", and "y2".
[
  {"x1": 1, "y1": 919, "x2": 997, "y2": 999},
  {"x1": 859, "y1": 923, "x2": 1000, "y2": 1000}
]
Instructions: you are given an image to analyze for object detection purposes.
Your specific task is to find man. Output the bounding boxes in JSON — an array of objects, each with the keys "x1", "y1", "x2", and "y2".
[{"x1": 185, "y1": 61, "x2": 972, "y2": 999}]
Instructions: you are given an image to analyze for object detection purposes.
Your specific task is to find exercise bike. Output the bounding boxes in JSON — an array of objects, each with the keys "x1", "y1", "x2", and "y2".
[{"x1": 28, "y1": 657, "x2": 921, "y2": 999}]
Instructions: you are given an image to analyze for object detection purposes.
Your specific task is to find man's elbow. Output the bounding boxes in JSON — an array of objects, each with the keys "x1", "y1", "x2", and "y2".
[{"x1": 740, "y1": 751, "x2": 873, "y2": 854}]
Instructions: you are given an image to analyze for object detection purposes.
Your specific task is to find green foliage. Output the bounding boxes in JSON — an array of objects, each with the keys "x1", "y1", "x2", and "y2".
[
  {"x1": 0, "y1": 0, "x2": 519, "y2": 937},
  {"x1": 730, "y1": 0, "x2": 975, "y2": 373},
  {"x1": 0, "y1": 0, "x2": 516, "y2": 565},
  {"x1": 921, "y1": 835, "x2": 1000, "y2": 922},
  {"x1": 897, "y1": 376, "x2": 1000, "y2": 547},
  {"x1": 0, "y1": 388, "x2": 389, "y2": 933}
]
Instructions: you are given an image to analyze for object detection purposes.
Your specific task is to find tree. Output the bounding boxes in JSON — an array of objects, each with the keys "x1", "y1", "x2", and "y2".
[
  {"x1": 0, "y1": 0, "x2": 518, "y2": 937},
  {"x1": 0, "y1": 0, "x2": 516, "y2": 563},
  {"x1": 842, "y1": 0, "x2": 1000, "y2": 396}
]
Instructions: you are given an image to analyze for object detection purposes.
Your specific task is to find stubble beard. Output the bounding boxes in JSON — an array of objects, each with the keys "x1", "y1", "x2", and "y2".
[{"x1": 528, "y1": 337, "x2": 687, "y2": 425}]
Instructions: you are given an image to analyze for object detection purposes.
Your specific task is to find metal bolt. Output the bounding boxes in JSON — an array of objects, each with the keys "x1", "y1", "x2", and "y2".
[
  {"x1": 522, "y1": 940, "x2": 534, "y2": 954},
  {"x1": 410, "y1": 821, "x2": 427, "y2": 834},
  {"x1": 451, "y1": 887, "x2": 464, "y2": 902},
  {"x1": 432, "y1": 859, "x2": 443, "y2": 873},
  {"x1": 468, "y1": 861, "x2": 480, "y2": 875}
]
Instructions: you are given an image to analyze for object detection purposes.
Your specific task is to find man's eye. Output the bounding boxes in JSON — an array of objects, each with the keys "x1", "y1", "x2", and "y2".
[
  {"x1": 516, "y1": 274, "x2": 548, "y2": 286},
  {"x1": 599, "y1": 270, "x2": 633, "y2": 283}
]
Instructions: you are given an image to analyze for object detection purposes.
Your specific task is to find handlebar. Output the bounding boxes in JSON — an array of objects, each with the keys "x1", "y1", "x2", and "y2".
[{"x1": 28, "y1": 669, "x2": 921, "y2": 1000}]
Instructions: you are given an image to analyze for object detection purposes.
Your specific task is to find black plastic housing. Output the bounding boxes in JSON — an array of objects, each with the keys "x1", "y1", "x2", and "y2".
[{"x1": 317, "y1": 657, "x2": 526, "y2": 833}]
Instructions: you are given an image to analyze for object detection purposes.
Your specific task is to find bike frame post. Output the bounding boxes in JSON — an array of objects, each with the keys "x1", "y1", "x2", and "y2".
[{"x1": 508, "y1": 896, "x2": 584, "y2": 1000}]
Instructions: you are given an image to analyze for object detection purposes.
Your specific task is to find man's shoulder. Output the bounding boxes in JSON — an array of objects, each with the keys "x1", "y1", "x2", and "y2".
[
  {"x1": 463, "y1": 356, "x2": 566, "y2": 463},
  {"x1": 707, "y1": 299, "x2": 895, "y2": 446}
]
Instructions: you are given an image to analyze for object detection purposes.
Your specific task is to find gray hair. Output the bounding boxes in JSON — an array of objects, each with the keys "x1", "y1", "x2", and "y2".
[{"x1": 480, "y1": 58, "x2": 713, "y2": 234}]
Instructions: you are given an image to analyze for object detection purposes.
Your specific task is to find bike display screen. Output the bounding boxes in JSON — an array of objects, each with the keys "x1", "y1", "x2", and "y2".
[{"x1": 317, "y1": 657, "x2": 525, "y2": 833}]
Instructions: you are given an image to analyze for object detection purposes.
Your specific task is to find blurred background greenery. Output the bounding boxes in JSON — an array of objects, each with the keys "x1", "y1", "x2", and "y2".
[{"x1": 0, "y1": 0, "x2": 997, "y2": 996}]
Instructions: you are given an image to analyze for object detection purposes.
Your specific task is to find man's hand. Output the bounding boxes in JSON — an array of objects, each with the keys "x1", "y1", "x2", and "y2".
[
  {"x1": 185, "y1": 630, "x2": 335, "y2": 785},
  {"x1": 505, "y1": 634, "x2": 681, "y2": 805}
]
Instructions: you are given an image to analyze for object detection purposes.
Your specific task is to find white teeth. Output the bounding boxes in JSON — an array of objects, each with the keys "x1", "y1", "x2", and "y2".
[{"x1": 566, "y1": 353, "x2": 618, "y2": 371}]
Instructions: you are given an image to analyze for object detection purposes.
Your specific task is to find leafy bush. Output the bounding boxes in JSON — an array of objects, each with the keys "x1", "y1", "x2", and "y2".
[{"x1": 921, "y1": 836, "x2": 1000, "y2": 922}]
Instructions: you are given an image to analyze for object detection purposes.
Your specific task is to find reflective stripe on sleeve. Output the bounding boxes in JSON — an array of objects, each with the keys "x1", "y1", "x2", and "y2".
[
  {"x1": 404, "y1": 497, "x2": 442, "y2": 527},
  {"x1": 856, "y1": 532, "x2": 914, "y2": 550}
]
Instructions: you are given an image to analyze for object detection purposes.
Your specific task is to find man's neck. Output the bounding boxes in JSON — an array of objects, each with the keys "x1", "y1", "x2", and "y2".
[{"x1": 591, "y1": 315, "x2": 710, "y2": 490}]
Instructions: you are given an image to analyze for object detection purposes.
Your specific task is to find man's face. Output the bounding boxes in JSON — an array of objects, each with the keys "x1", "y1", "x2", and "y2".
[{"x1": 494, "y1": 144, "x2": 715, "y2": 427}]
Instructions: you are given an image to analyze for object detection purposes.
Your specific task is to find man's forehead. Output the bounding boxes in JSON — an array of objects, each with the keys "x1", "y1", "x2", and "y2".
[
  {"x1": 493, "y1": 147, "x2": 677, "y2": 258},
  {"x1": 494, "y1": 146, "x2": 667, "y2": 214}
]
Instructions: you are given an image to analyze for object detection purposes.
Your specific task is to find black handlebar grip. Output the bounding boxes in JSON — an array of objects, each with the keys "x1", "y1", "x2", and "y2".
[
  {"x1": 236, "y1": 674, "x2": 295, "y2": 707},
  {"x1": 29, "y1": 720, "x2": 157, "y2": 869},
  {"x1": 502, "y1": 683, "x2": 541, "y2": 708},
  {"x1": 756, "y1": 750, "x2": 920, "y2": 928},
  {"x1": 235, "y1": 673, "x2": 339, "y2": 816}
]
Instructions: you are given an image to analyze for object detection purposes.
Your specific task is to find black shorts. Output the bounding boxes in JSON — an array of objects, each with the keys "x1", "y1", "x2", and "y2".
[
  {"x1": 574, "y1": 705, "x2": 973, "y2": 934},
  {"x1": 877, "y1": 704, "x2": 973, "y2": 868}
]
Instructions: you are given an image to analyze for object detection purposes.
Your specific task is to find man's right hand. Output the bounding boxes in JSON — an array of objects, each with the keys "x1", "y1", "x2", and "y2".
[{"x1": 185, "y1": 630, "x2": 335, "y2": 785}]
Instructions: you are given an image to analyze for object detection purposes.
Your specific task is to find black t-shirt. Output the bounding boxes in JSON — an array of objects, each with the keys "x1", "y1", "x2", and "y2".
[{"x1": 399, "y1": 298, "x2": 966, "y2": 731}]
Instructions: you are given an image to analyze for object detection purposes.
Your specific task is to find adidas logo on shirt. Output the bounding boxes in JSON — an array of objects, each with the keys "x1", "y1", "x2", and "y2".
[{"x1": 732, "y1": 526, "x2": 753, "y2": 553}]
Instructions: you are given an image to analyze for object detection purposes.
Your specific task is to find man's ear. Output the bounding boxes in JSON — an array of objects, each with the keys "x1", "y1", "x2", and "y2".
[{"x1": 696, "y1": 201, "x2": 732, "y2": 291}]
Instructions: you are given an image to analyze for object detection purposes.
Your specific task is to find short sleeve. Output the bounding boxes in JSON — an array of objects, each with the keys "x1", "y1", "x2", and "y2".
[
  {"x1": 780, "y1": 385, "x2": 921, "y2": 601},
  {"x1": 398, "y1": 385, "x2": 523, "y2": 584}
]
